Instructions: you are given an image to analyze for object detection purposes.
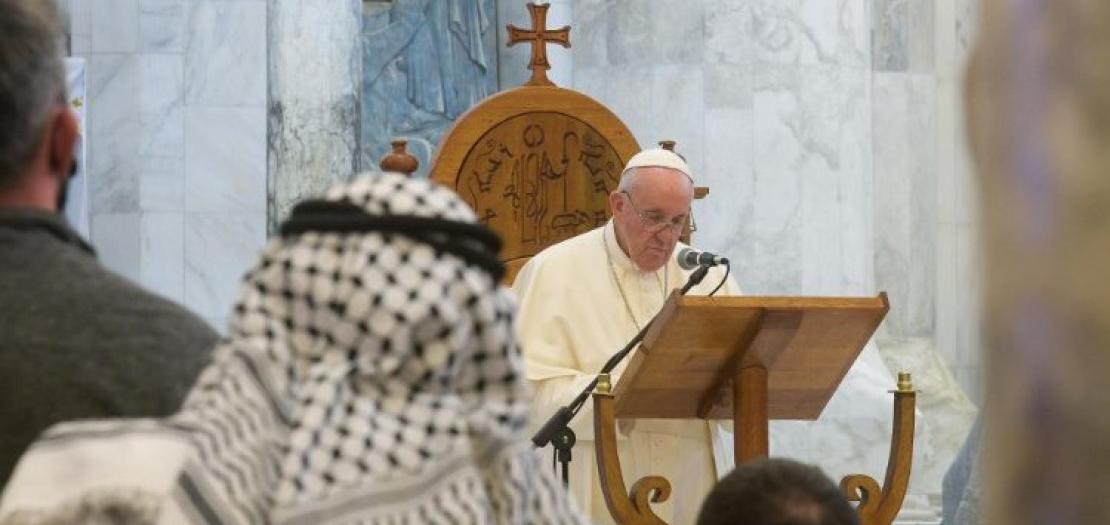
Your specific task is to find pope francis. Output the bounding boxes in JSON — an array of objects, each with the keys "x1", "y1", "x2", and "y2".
[{"x1": 512, "y1": 149, "x2": 741, "y2": 524}]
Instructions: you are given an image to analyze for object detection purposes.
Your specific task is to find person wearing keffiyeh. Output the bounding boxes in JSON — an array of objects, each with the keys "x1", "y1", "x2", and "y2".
[{"x1": 0, "y1": 172, "x2": 589, "y2": 525}]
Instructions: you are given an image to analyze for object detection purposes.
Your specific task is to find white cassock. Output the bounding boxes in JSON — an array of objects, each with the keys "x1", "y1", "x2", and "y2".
[{"x1": 512, "y1": 221, "x2": 741, "y2": 525}]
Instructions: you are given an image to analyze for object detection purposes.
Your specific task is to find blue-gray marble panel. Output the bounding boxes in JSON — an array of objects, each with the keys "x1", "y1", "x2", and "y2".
[
  {"x1": 570, "y1": 65, "x2": 609, "y2": 109},
  {"x1": 873, "y1": 72, "x2": 938, "y2": 338},
  {"x1": 873, "y1": 0, "x2": 909, "y2": 71},
  {"x1": 749, "y1": 66, "x2": 805, "y2": 294},
  {"x1": 651, "y1": 65, "x2": 705, "y2": 178},
  {"x1": 803, "y1": 65, "x2": 872, "y2": 295},
  {"x1": 596, "y1": 64, "x2": 655, "y2": 147},
  {"x1": 955, "y1": 0, "x2": 977, "y2": 64},
  {"x1": 935, "y1": 221, "x2": 959, "y2": 367},
  {"x1": 954, "y1": 225, "x2": 981, "y2": 366},
  {"x1": 704, "y1": 63, "x2": 753, "y2": 110},
  {"x1": 140, "y1": 0, "x2": 186, "y2": 52},
  {"x1": 652, "y1": 0, "x2": 704, "y2": 64},
  {"x1": 185, "y1": 107, "x2": 267, "y2": 213},
  {"x1": 140, "y1": 212, "x2": 184, "y2": 303},
  {"x1": 91, "y1": 0, "x2": 139, "y2": 53},
  {"x1": 954, "y1": 112, "x2": 978, "y2": 225},
  {"x1": 605, "y1": 0, "x2": 656, "y2": 66},
  {"x1": 69, "y1": 0, "x2": 92, "y2": 54},
  {"x1": 568, "y1": 0, "x2": 609, "y2": 69},
  {"x1": 752, "y1": 64, "x2": 872, "y2": 295},
  {"x1": 184, "y1": 212, "x2": 265, "y2": 320},
  {"x1": 705, "y1": 2, "x2": 753, "y2": 67},
  {"x1": 699, "y1": 106, "x2": 755, "y2": 273},
  {"x1": 752, "y1": 0, "x2": 868, "y2": 69},
  {"x1": 905, "y1": 74, "x2": 939, "y2": 333},
  {"x1": 140, "y1": 156, "x2": 185, "y2": 212},
  {"x1": 907, "y1": 0, "x2": 936, "y2": 72},
  {"x1": 139, "y1": 54, "x2": 184, "y2": 159},
  {"x1": 185, "y1": 1, "x2": 266, "y2": 106},
  {"x1": 953, "y1": 366, "x2": 981, "y2": 407},
  {"x1": 87, "y1": 54, "x2": 141, "y2": 214},
  {"x1": 768, "y1": 420, "x2": 814, "y2": 463},
  {"x1": 873, "y1": 0, "x2": 935, "y2": 72},
  {"x1": 936, "y1": 79, "x2": 959, "y2": 220}
]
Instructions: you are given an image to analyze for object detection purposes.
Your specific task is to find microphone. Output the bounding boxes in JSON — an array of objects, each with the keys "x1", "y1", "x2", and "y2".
[{"x1": 677, "y1": 247, "x2": 729, "y2": 270}]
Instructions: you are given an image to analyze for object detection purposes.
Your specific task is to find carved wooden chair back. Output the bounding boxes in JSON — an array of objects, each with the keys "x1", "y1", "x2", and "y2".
[{"x1": 428, "y1": 85, "x2": 641, "y2": 284}]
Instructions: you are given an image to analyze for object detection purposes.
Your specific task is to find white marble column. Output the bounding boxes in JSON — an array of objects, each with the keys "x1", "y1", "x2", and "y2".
[{"x1": 268, "y1": 0, "x2": 362, "y2": 231}]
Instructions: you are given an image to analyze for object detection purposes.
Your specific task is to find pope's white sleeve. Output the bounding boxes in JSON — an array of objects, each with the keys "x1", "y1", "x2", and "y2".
[{"x1": 513, "y1": 256, "x2": 628, "y2": 443}]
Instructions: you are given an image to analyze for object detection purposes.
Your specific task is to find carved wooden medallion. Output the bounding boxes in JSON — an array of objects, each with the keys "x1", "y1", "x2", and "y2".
[
  {"x1": 429, "y1": 85, "x2": 640, "y2": 283},
  {"x1": 454, "y1": 112, "x2": 622, "y2": 267}
]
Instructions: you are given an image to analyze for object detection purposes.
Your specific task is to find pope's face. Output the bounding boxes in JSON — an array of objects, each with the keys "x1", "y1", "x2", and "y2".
[{"x1": 609, "y1": 167, "x2": 694, "y2": 273}]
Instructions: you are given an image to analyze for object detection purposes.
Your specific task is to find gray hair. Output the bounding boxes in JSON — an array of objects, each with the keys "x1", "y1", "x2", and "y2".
[
  {"x1": 616, "y1": 166, "x2": 694, "y2": 194},
  {"x1": 616, "y1": 166, "x2": 639, "y2": 192},
  {"x1": 0, "y1": 0, "x2": 66, "y2": 187}
]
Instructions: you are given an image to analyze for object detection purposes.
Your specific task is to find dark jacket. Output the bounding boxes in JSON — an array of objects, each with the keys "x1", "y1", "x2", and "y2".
[{"x1": 0, "y1": 209, "x2": 218, "y2": 488}]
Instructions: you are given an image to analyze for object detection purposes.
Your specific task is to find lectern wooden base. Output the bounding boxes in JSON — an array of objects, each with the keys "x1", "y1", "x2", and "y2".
[{"x1": 592, "y1": 379, "x2": 916, "y2": 525}]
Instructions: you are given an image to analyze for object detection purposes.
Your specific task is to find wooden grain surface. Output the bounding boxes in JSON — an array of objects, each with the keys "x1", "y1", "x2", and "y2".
[
  {"x1": 613, "y1": 293, "x2": 889, "y2": 420},
  {"x1": 429, "y1": 85, "x2": 640, "y2": 283}
]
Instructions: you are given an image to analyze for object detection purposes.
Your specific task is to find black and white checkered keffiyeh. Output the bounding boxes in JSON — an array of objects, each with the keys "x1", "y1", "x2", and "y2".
[{"x1": 0, "y1": 173, "x2": 589, "y2": 525}]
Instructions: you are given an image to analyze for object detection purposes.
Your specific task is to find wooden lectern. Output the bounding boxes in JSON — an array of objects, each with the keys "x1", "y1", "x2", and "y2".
[{"x1": 592, "y1": 293, "x2": 916, "y2": 525}]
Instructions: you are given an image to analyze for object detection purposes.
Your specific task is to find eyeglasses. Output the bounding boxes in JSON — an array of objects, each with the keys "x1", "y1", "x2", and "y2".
[{"x1": 620, "y1": 191, "x2": 690, "y2": 233}]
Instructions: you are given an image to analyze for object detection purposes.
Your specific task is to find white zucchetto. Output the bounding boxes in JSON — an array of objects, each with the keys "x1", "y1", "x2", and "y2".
[{"x1": 621, "y1": 148, "x2": 693, "y2": 182}]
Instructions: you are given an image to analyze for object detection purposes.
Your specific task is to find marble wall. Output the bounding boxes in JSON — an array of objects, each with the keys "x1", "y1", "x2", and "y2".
[
  {"x1": 870, "y1": 0, "x2": 982, "y2": 399},
  {"x1": 508, "y1": 0, "x2": 984, "y2": 512},
  {"x1": 68, "y1": 0, "x2": 269, "y2": 331},
  {"x1": 268, "y1": 0, "x2": 362, "y2": 231}
]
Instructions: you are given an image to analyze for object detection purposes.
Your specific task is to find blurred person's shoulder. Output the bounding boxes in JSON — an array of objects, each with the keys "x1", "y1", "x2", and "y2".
[{"x1": 0, "y1": 209, "x2": 218, "y2": 354}]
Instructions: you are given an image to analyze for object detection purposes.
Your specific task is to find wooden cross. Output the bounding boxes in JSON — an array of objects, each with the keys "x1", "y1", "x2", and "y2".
[{"x1": 507, "y1": 3, "x2": 571, "y2": 86}]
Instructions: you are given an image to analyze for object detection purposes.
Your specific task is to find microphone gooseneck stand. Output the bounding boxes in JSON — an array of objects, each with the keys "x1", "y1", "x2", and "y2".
[{"x1": 532, "y1": 264, "x2": 711, "y2": 487}]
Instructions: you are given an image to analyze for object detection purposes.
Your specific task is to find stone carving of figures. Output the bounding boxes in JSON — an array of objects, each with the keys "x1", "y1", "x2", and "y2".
[{"x1": 361, "y1": 0, "x2": 497, "y2": 177}]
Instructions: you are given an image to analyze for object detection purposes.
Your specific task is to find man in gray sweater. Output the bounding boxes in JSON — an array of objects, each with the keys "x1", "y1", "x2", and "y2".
[{"x1": 0, "y1": 0, "x2": 218, "y2": 489}]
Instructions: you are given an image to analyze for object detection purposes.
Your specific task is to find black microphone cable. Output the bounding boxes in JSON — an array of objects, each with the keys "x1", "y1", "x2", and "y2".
[{"x1": 708, "y1": 260, "x2": 730, "y2": 297}]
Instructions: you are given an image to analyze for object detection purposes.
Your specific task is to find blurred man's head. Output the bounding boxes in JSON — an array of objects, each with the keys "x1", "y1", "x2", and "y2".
[
  {"x1": 609, "y1": 149, "x2": 694, "y2": 272},
  {"x1": 697, "y1": 458, "x2": 860, "y2": 525},
  {"x1": 0, "y1": 0, "x2": 78, "y2": 211}
]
